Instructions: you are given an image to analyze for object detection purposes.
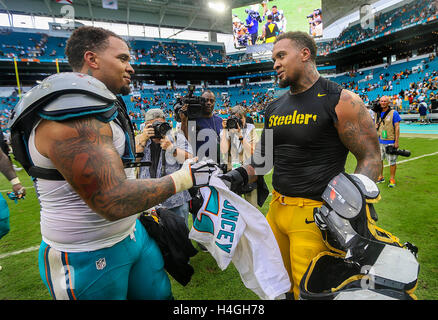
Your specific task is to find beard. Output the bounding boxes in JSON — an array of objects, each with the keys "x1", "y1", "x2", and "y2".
[
  {"x1": 202, "y1": 104, "x2": 214, "y2": 116},
  {"x1": 119, "y1": 85, "x2": 131, "y2": 96},
  {"x1": 278, "y1": 77, "x2": 291, "y2": 88}
]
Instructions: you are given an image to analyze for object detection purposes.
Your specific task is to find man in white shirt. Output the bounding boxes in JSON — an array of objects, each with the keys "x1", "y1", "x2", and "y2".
[{"x1": 220, "y1": 105, "x2": 259, "y2": 207}]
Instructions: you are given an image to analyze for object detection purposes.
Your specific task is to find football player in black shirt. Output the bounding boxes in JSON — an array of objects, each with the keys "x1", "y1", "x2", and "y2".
[{"x1": 221, "y1": 31, "x2": 381, "y2": 299}]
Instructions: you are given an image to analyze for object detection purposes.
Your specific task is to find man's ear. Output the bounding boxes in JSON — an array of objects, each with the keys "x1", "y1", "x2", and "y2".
[
  {"x1": 83, "y1": 51, "x2": 99, "y2": 70},
  {"x1": 301, "y1": 47, "x2": 312, "y2": 62}
]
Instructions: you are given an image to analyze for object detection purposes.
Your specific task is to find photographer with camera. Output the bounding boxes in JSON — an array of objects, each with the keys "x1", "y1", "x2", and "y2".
[
  {"x1": 177, "y1": 89, "x2": 222, "y2": 251},
  {"x1": 220, "y1": 105, "x2": 259, "y2": 207},
  {"x1": 136, "y1": 108, "x2": 193, "y2": 226},
  {"x1": 373, "y1": 95, "x2": 402, "y2": 188},
  {"x1": 179, "y1": 89, "x2": 223, "y2": 163}
]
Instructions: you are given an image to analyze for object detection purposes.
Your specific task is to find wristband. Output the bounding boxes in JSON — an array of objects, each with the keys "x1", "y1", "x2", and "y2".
[
  {"x1": 169, "y1": 168, "x2": 193, "y2": 193},
  {"x1": 10, "y1": 177, "x2": 20, "y2": 185}
]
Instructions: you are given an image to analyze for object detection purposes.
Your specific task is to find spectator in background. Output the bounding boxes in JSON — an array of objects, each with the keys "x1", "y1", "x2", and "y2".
[
  {"x1": 220, "y1": 105, "x2": 259, "y2": 207},
  {"x1": 417, "y1": 96, "x2": 429, "y2": 124},
  {"x1": 136, "y1": 109, "x2": 193, "y2": 226},
  {"x1": 179, "y1": 90, "x2": 222, "y2": 251},
  {"x1": 430, "y1": 92, "x2": 437, "y2": 111},
  {"x1": 262, "y1": 15, "x2": 279, "y2": 43},
  {"x1": 180, "y1": 90, "x2": 222, "y2": 163},
  {"x1": 395, "y1": 95, "x2": 403, "y2": 112},
  {"x1": 374, "y1": 95, "x2": 401, "y2": 188}
]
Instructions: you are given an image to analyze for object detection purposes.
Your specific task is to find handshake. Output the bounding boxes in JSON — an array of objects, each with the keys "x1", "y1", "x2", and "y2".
[{"x1": 169, "y1": 158, "x2": 249, "y2": 194}]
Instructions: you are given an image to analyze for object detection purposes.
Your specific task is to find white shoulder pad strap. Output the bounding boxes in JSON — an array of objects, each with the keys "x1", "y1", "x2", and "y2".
[{"x1": 8, "y1": 72, "x2": 117, "y2": 128}]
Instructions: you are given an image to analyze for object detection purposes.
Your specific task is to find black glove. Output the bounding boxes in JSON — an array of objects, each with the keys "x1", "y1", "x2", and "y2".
[{"x1": 218, "y1": 167, "x2": 249, "y2": 193}]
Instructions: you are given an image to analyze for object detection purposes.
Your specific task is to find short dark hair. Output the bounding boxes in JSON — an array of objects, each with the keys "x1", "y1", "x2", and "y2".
[
  {"x1": 65, "y1": 26, "x2": 125, "y2": 71},
  {"x1": 275, "y1": 31, "x2": 317, "y2": 62},
  {"x1": 202, "y1": 90, "x2": 216, "y2": 99}
]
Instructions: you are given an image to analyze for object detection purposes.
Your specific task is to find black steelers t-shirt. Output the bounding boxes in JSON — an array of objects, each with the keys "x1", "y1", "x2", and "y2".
[{"x1": 253, "y1": 76, "x2": 348, "y2": 201}]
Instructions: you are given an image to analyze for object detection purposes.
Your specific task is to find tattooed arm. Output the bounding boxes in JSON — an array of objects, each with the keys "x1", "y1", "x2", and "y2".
[
  {"x1": 335, "y1": 89, "x2": 382, "y2": 181},
  {"x1": 35, "y1": 117, "x2": 177, "y2": 221}
]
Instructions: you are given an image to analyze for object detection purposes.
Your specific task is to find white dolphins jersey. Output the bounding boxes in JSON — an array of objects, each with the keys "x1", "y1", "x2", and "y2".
[{"x1": 189, "y1": 174, "x2": 291, "y2": 300}]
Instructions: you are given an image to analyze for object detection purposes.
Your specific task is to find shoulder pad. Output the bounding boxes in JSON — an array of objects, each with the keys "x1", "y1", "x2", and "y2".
[
  {"x1": 349, "y1": 174, "x2": 380, "y2": 199},
  {"x1": 321, "y1": 172, "x2": 363, "y2": 220},
  {"x1": 8, "y1": 72, "x2": 117, "y2": 128}
]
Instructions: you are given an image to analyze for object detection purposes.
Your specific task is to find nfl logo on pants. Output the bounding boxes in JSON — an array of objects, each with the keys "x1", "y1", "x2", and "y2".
[{"x1": 96, "y1": 258, "x2": 106, "y2": 270}]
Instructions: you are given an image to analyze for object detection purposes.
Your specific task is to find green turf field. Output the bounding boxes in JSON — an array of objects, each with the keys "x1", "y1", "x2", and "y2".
[
  {"x1": 0, "y1": 133, "x2": 437, "y2": 300},
  {"x1": 232, "y1": 0, "x2": 322, "y2": 38}
]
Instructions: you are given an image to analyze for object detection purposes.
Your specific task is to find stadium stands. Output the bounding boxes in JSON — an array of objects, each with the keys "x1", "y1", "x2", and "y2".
[
  {"x1": 317, "y1": 0, "x2": 437, "y2": 56},
  {"x1": 1, "y1": 0, "x2": 438, "y2": 131},
  {"x1": 0, "y1": 27, "x2": 269, "y2": 68},
  {"x1": 2, "y1": 50, "x2": 438, "y2": 132},
  {"x1": 0, "y1": 28, "x2": 227, "y2": 65},
  {"x1": 118, "y1": 81, "x2": 276, "y2": 128},
  {"x1": 327, "y1": 53, "x2": 438, "y2": 113}
]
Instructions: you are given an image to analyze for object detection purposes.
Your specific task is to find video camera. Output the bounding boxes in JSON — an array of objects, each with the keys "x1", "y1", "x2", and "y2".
[
  {"x1": 151, "y1": 120, "x2": 171, "y2": 139},
  {"x1": 385, "y1": 145, "x2": 411, "y2": 157},
  {"x1": 226, "y1": 115, "x2": 243, "y2": 130},
  {"x1": 245, "y1": 9, "x2": 262, "y2": 23},
  {"x1": 174, "y1": 85, "x2": 206, "y2": 122},
  {"x1": 371, "y1": 99, "x2": 382, "y2": 113}
]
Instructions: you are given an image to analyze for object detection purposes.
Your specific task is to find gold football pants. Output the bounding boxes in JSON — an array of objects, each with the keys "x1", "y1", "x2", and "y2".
[{"x1": 266, "y1": 190, "x2": 328, "y2": 299}]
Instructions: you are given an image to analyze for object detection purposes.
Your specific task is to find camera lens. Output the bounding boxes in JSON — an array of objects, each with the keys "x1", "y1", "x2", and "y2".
[
  {"x1": 152, "y1": 121, "x2": 171, "y2": 138},
  {"x1": 226, "y1": 118, "x2": 237, "y2": 129},
  {"x1": 158, "y1": 122, "x2": 171, "y2": 136},
  {"x1": 398, "y1": 149, "x2": 411, "y2": 157}
]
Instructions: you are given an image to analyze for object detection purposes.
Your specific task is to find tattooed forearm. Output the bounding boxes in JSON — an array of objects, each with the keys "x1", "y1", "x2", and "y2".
[
  {"x1": 47, "y1": 117, "x2": 176, "y2": 221},
  {"x1": 91, "y1": 177, "x2": 176, "y2": 221},
  {"x1": 336, "y1": 91, "x2": 382, "y2": 181}
]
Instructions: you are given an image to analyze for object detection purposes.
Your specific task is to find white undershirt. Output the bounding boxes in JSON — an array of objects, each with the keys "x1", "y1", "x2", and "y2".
[{"x1": 29, "y1": 120, "x2": 138, "y2": 252}]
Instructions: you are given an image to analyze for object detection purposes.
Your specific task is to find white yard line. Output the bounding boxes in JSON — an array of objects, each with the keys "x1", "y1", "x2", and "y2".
[
  {"x1": 383, "y1": 151, "x2": 438, "y2": 167},
  {"x1": 0, "y1": 245, "x2": 40, "y2": 259},
  {"x1": 1, "y1": 151, "x2": 438, "y2": 260},
  {"x1": 0, "y1": 186, "x2": 34, "y2": 193}
]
